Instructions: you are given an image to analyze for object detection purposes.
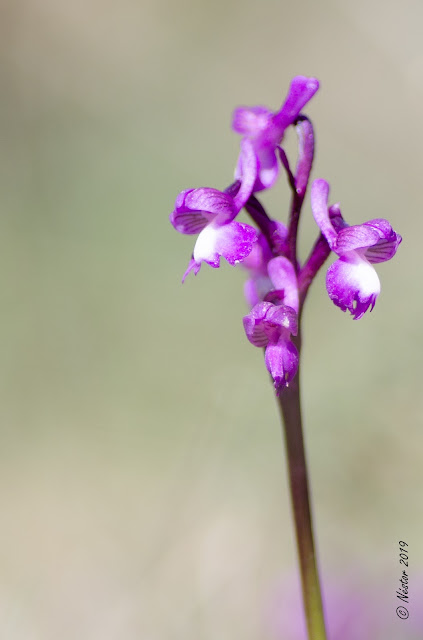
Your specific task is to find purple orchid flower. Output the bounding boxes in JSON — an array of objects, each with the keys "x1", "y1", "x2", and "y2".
[
  {"x1": 170, "y1": 140, "x2": 258, "y2": 280},
  {"x1": 232, "y1": 76, "x2": 319, "y2": 192},
  {"x1": 243, "y1": 257, "x2": 299, "y2": 393},
  {"x1": 311, "y1": 179, "x2": 402, "y2": 319}
]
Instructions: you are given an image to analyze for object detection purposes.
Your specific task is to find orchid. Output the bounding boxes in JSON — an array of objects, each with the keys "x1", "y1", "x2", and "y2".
[
  {"x1": 169, "y1": 76, "x2": 402, "y2": 640},
  {"x1": 311, "y1": 178, "x2": 402, "y2": 319},
  {"x1": 170, "y1": 139, "x2": 258, "y2": 280},
  {"x1": 232, "y1": 75, "x2": 319, "y2": 191}
]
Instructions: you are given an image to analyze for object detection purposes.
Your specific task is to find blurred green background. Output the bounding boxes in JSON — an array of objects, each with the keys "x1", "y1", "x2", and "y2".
[{"x1": 0, "y1": 0, "x2": 422, "y2": 637}]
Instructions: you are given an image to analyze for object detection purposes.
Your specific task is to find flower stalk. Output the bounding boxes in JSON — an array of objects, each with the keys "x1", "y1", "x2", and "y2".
[
  {"x1": 277, "y1": 349, "x2": 327, "y2": 640},
  {"x1": 169, "y1": 75, "x2": 401, "y2": 640}
]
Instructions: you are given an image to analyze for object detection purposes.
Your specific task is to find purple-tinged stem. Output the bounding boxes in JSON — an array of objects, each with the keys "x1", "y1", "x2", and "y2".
[
  {"x1": 286, "y1": 117, "x2": 315, "y2": 270},
  {"x1": 277, "y1": 347, "x2": 327, "y2": 640},
  {"x1": 298, "y1": 233, "x2": 331, "y2": 310},
  {"x1": 278, "y1": 147, "x2": 296, "y2": 191}
]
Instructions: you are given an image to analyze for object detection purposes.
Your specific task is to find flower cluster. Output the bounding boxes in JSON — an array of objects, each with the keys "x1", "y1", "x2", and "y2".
[{"x1": 170, "y1": 76, "x2": 401, "y2": 393}]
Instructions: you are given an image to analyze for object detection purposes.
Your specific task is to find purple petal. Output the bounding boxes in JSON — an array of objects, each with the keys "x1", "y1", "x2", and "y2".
[
  {"x1": 265, "y1": 338, "x2": 299, "y2": 394},
  {"x1": 171, "y1": 188, "x2": 237, "y2": 236},
  {"x1": 294, "y1": 117, "x2": 315, "y2": 197},
  {"x1": 182, "y1": 257, "x2": 201, "y2": 282},
  {"x1": 241, "y1": 233, "x2": 272, "y2": 275},
  {"x1": 193, "y1": 220, "x2": 257, "y2": 268},
  {"x1": 267, "y1": 256, "x2": 299, "y2": 312},
  {"x1": 243, "y1": 301, "x2": 298, "y2": 348},
  {"x1": 255, "y1": 147, "x2": 279, "y2": 191},
  {"x1": 335, "y1": 224, "x2": 381, "y2": 254},
  {"x1": 244, "y1": 276, "x2": 273, "y2": 308},
  {"x1": 365, "y1": 234, "x2": 402, "y2": 263},
  {"x1": 265, "y1": 303, "x2": 298, "y2": 335},
  {"x1": 328, "y1": 203, "x2": 347, "y2": 232},
  {"x1": 334, "y1": 218, "x2": 401, "y2": 262},
  {"x1": 272, "y1": 76, "x2": 319, "y2": 131},
  {"x1": 362, "y1": 219, "x2": 402, "y2": 263},
  {"x1": 326, "y1": 254, "x2": 381, "y2": 320},
  {"x1": 235, "y1": 142, "x2": 278, "y2": 192},
  {"x1": 232, "y1": 139, "x2": 258, "y2": 210},
  {"x1": 170, "y1": 209, "x2": 211, "y2": 235},
  {"x1": 243, "y1": 301, "x2": 275, "y2": 347},
  {"x1": 183, "y1": 187, "x2": 236, "y2": 224},
  {"x1": 232, "y1": 105, "x2": 272, "y2": 137},
  {"x1": 311, "y1": 179, "x2": 338, "y2": 248},
  {"x1": 170, "y1": 189, "x2": 212, "y2": 234}
]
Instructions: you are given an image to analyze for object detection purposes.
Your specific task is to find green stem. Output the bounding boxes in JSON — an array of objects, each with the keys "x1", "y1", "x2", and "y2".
[{"x1": 277, "y1": 347, "x2": 327, "y2": 640}]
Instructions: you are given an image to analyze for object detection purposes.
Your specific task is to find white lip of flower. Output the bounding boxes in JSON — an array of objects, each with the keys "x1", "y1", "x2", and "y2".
[
  {"x1": 346, "y1": 252, "x2": 381, "y2": 298},
  {"x1": 193, "y1": 224, "x2": 219, "y2": 263}
]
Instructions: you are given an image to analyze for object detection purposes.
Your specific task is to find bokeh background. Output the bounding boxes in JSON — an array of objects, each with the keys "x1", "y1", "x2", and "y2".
[{"x1": 1, "y1": 0, "x2": 422, "y2": 638}]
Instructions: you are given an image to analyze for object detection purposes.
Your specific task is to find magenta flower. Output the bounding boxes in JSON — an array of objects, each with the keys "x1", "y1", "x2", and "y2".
[
  {"x1": 170, "y1": 140, "x2": 258, "y2": 280},
  {"x1": 243, "y1": 257, "x2": 299, "y2": 393},
  {"x1": 232, "y1": 75, "x2": 319, "y2": 192},
  {"x1": 311, "y1": 179, "x2": 402, "y2": 319}
]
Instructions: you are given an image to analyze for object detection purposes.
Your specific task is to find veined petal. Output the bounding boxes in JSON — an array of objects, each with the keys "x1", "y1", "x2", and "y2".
[
  {"x1": 311, "y1": 179, "x2": 338, "y2": 248},
  {"x1": 363, "y1": 219, "x2": 402, "y2": 263},
  {"x1": 171, "y1": 187, "x2": 237, "y2": 236},
  {"x1": 243, "y1": 301, "x2": 275, "y2": 347},
  {"x1": 183, "y1": 187, "x2": 236, "y2": 224},
  {"x1": 333, "y1": 218, "x2": 401, "y2": 262},
  {"x1": 243, "y1": 301, "x2": 297, "y2": 347},
  {"x1": 335, "y1": 224, "x2": 381, "y2": 254},
  {"x1": 365, "y1": 234, "x2": 402, "y2": 263},
  {"x1": 170, "y1": 209, "x2": 212, "y2": 235},
  {"x1": 193, "y1": 220, "x2": 257, "y2": 268},
  {"x1": 265, "y1": 338, "x2": 299, "y2": 394},
  {"x1": 326, "y1": 253, "x2": 380, "y2": 320},
  {"x1": 267, "y1": 256, "x2": 299, "y2": 313}
]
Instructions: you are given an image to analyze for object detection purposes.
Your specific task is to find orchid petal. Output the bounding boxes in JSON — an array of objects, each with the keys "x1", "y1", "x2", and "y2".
[
  {"x1": 265, "y1": 338, "x2": 299, "y2": 394},
  {"x1": 272, "y1": 76, "x2": 320, "y2": 131},
  {"x1": 232, "y1": 106, "x2": 272, "y2": 137},
  {"x1": 233, "y1": 139, "x2": 258, "y2": 210},
  {"x1": 182, "y1": 257, "x2": 201, "y2": 282},
  {"x1": 311, "y1": 179, "x2": 338, "y2": 248},
  {"x1": 335, "y1": 224, "x2": 381, "y2": 254},
  {"x1": 170, "y1": 187, "x2": 236, "y2": 234},
  {"x1": 243, "y1": 301, "x2": 297, "y2": 348},
  {"x1": 326, "y1": 253, "x2": 380, "y2": 320},
  {"x1": 363, "y1": 219, "x2": 402, "y2": 263},
  {"x1": 243, "y1": 301, "x2": 275, "y2": 346},
  {"x1": 193, "y1": 220, "x2": 257, "y2": 268}
]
